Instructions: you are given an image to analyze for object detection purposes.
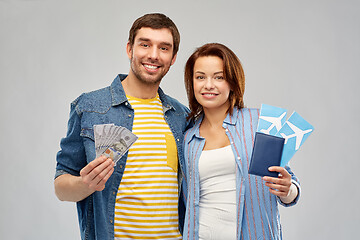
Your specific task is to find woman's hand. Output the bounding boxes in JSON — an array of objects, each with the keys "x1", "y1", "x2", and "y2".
[{"x1": 262, "y1": 166, "x2": 292, "y2": 197}]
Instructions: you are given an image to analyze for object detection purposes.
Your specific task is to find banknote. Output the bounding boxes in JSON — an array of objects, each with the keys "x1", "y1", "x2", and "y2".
[
  {"x1": 94, "y1": 124, "x2": 115, "y2": 157},
  {"x1": 93, "y1": 124, "x2": 138, "y2": 164}
]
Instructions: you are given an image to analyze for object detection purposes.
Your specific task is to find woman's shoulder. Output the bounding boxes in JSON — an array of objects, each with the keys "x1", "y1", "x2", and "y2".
[
  {"x1": 239, "y1": 107, "x2": 260, "y2": 114},
  {"x1": 229, "y1": 107, "x2": 260, "y2": 122}
]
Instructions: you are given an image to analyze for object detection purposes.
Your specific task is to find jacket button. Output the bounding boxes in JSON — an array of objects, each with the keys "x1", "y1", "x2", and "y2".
[
  {"x1": 119, "y1": 165, "x2": 123, "y2": 168},
  {"x1": 128, "y1": 114, "x2": 131, "y2": 118}
]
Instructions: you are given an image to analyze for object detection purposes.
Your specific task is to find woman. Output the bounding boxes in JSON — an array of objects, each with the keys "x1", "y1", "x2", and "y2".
[{"x1": 182, "y1": 43, "x2": 300, "y2": 240}]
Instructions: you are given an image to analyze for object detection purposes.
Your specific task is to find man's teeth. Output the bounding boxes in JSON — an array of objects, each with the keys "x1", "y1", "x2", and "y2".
[
  {"x1": 203, "y1": 93, "x2": 216, "y2": 96},
  {"x1": 144, "y1": 64, "x2": 158, "y2": 69}
]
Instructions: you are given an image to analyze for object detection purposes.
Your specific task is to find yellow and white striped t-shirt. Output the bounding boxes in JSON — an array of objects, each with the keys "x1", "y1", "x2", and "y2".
[{"x1": 114, "y1": 95, "x2": 182, "y2": 240}]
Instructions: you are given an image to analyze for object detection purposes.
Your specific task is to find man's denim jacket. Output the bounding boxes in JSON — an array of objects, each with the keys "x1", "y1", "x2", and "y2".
[{"x1": 55, "y1": 74, "x2": 189, "y2": 240}]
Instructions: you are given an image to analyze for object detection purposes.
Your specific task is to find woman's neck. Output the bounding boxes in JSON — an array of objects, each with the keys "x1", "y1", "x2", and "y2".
[
  {"x1": 200, "y1": 106, "x2": 231, "y2": 150},
  {"x1": 202, "y1": 107, "x2": 228, "y2": 129}
]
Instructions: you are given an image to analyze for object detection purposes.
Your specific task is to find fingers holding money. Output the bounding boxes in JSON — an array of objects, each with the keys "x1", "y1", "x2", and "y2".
[{"x1": 80, "y1": 156, "x2": 115, "y2": 192}]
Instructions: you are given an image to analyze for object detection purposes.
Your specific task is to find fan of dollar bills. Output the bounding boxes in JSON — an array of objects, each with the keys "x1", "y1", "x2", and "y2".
[{"x1": 93, "y1": 124, "x2": 138, "y2": 165}]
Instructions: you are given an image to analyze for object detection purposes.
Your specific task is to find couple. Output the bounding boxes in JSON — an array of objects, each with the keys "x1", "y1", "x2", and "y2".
[{"x1": 55, "y1": 13, "x2": 300, "y2": 240}]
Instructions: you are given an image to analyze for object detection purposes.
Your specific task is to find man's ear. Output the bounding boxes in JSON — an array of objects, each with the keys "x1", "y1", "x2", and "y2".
[
  {"x1": 170, "y1": 53, "x2": 177, "y2": 66},
  {"x1": 126, "y1": 42, "x2": 132, "y2": 60}
]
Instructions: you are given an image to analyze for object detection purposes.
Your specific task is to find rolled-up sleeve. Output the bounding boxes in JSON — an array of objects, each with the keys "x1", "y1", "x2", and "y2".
[
  {"x1": 278, "y1": 165, "x2": 301, "y2": 207},
  {"x1": 55, "y1": 100, "x2": 87, "y2": 179}
]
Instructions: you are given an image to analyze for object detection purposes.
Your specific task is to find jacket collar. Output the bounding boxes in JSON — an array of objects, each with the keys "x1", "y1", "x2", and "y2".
[
  {"x1": 110, "y1": 74, "x2": 174, "y2": 111},
  {"x1": 110, "y1": 74, "x2": 128, "y2": 106}
]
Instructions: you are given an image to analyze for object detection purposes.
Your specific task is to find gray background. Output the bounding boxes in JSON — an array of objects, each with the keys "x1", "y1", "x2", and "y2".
[{"x1": 1, "y1": 0, "x2": 359, "y2": 239}]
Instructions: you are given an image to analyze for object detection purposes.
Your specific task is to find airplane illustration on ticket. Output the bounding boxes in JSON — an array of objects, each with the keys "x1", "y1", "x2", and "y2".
[
  {"x1": 257, "y1": 104, "x2": 287, "y2": 136},
  {"x1": 280, "y1": 121, "x2": 313, "y2": 151},
  {"x1": 259, "y1": 112, "x2": 287, "y2": 135}
]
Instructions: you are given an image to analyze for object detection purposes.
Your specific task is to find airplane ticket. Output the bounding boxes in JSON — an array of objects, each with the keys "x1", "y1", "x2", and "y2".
[
  {"x1": 256, "y1": 104, "x2": 314, "y2": 167},
  {"x1": 275, "y1": 111, "x2": 314, "y2": 167}
]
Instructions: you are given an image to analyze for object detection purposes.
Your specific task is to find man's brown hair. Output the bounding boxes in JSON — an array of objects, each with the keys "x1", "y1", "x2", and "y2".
[{"x1": 128, "y1": 13, "x2": 180, "y2": 57}]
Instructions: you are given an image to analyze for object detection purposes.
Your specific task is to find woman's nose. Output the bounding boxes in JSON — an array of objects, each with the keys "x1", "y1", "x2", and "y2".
[{"x1": 204, "y1": 78, "x2": 215, "y2": 89}]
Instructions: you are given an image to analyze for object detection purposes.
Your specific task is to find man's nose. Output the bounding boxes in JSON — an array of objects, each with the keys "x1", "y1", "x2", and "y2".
[{"x1": 148, "y1": 47, "x2": 160, "y2": 60}]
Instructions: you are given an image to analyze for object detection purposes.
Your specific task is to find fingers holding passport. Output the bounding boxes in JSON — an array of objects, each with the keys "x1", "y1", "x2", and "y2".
[{"x1": 263, "y1": 166, "x2": 291, "y2": 197}]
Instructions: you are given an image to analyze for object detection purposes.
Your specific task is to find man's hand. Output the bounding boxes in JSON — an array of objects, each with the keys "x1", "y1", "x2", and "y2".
[
  {"x1": 262, "y1": 166, "x2": 291, "y2": 197},
  {"x1": 54, "y1": 155, "x2": 115, "y2": 202},
  {"x1": 80, "y1": 155, "x2": 115, "y2": 192}
]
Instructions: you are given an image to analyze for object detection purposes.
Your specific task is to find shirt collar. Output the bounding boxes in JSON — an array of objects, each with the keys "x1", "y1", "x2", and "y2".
[
  {"x1": 186, "y1": 107, "x2": 241, "y2": 144},
  {"x1": 223, "y1": 107, "x2": 240, "y2": 126},
  {"x1": 185, "y1": 114, "x2": 204, "y2": 144}
]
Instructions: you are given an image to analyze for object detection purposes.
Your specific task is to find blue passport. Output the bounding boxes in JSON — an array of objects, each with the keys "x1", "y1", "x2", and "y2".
[{"x1": 249, "y1": 132, "x2": 284, "y2": 177}]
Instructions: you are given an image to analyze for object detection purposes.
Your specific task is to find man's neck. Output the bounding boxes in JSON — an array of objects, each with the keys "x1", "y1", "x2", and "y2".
[{"x1": 122, "y1": 72, "x2": 160, "y2": 99}]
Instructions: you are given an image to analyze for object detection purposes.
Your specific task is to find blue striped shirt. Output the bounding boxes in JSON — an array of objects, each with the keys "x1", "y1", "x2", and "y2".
[{"x1": 181, "y1": 108, "x2": 300, "y2": 240}]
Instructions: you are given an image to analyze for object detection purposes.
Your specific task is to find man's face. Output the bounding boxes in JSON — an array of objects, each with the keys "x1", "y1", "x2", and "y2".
[{"x1": 127, "y1": 27, "x2": 177, "y2": 85}]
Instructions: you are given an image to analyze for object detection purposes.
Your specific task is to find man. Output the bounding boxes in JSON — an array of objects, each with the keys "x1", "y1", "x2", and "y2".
[{"x1": 55, "y1": 13, "x2": 188, "y2": 240}]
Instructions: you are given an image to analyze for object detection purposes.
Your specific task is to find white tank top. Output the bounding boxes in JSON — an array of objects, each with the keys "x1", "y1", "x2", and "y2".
[{"x1": 198, "y1": 145, "x2": 237, "y2": 240}]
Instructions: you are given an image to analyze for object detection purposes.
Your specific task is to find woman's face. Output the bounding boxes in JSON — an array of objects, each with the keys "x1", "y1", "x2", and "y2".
[{"x1": 193, "y1": 56, "x2": 231, "y2": 112}]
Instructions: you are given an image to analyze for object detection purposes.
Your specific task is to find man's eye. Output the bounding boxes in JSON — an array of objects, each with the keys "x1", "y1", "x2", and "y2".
[
  {"x1": 160, "y1": 47, "x2": 168, "y2": 51},
  {"x1": 141, "y1": 43, "x2": 149, "y2": 47}
]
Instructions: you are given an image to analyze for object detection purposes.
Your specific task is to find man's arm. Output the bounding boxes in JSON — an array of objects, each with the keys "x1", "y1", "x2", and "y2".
[{"x1": 54, "y1": 156, "x2": 114, "y2": 202}]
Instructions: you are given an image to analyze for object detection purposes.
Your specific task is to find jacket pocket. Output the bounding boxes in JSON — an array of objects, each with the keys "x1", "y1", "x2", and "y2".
[{"x1": 80, "y1": 127, "x2": 95, "y2": 141}]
